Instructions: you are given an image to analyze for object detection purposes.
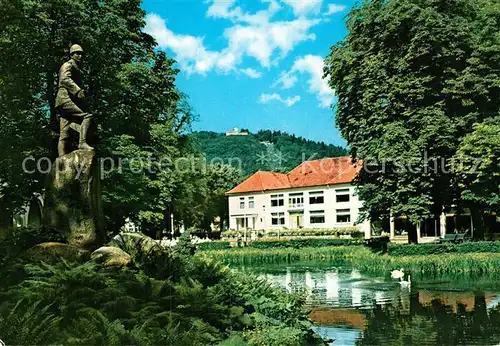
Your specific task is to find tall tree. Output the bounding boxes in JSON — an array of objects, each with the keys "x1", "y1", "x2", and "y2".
[
  {"x1": 202, "y1": 164, "x2": 242, "y2": 233},
  {"x1": 0, "y1": 0, "x2": 196, "y2": 236},
  {"x1": 453, "y1": 121, "x2": 500, "y2": 225},
  {"x1": 324, "y1": 0, "x2": 500, "y2": 236}
]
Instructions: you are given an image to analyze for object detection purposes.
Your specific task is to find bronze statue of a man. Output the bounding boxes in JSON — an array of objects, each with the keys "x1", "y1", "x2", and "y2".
[{"x1": 55, "y1": 44, "x2": 94, "y2": 156}]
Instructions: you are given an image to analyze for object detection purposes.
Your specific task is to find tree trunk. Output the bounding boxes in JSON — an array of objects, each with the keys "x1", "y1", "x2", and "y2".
[{"x1": 470, "y1": 207, "x2": 485, "y2": 240}]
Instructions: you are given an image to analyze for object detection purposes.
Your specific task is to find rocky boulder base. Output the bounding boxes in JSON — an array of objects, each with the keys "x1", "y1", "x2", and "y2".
[
  {"x1": 43, "y1": 150, "x2": 104, "y2": 251},
  {"x1": 91, "y1": 246, "x2": 132, "y2": 267},
  {"x1": 109, "y1": 232, "x2": 163, "y2": 257},
  {"x1": 23, "y1": 242, "x2": 91, "y2": 263}
]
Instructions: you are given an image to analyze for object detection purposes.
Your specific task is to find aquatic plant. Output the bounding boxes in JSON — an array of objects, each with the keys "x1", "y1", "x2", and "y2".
[{"x1": 200, "y1": 246, "x2": 500, "y2": 274}]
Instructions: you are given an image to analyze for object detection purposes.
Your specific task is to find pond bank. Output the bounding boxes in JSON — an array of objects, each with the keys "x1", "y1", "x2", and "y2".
[{"x1": 200, "y1": 245, "x2": 500, "y2": 274}]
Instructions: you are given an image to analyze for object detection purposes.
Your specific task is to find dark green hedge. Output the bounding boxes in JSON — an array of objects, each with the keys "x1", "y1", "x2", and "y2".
[
  {"x1": 388, "y1": 241, "x2": 500, "y2": 256},
  {"x1": 365, "y1": 236, "x2": 390, "y2": 253},
  {"x1": 248, "y1": 238, "x2": 363, "y2": 249},
  {"x1": 0, "y1": 226, "x2": 64, "y2": 267},
  {"x1": 197, "y1": 241, "x2": 232, "y2": 251}
]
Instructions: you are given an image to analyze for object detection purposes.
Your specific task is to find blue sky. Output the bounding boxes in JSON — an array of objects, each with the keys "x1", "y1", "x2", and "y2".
[{"x1": 142, "y1": 0, "x2": 357, "y2": 146}]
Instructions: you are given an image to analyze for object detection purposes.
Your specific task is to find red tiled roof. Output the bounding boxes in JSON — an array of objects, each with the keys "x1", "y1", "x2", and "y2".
[
  {"x1": 288, "y1": 156, "x2": 360, "y2": 188},
  {"x1": 226, "y1": 156, "x2": 361, "y2": 194},
  {"x1": 226, "y1": 171, "x2": 290, "y2": 194}
]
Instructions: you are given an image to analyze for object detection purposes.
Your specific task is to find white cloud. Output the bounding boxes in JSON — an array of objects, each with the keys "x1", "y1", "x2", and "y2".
[
  {"x1": 145, "y1": 1, "x2": 322, "y2": 76},
  {"x1": 144, "y1": 14, "x2": 221, "y2": 75},
  {"x1": 240, "y1": 68, "x2": 262, "y2": 78},
  {"x1": 206, "y1": 0, "x2": 238, "y2": 18},
  {"x1": 259, "y1": 93, "x2": 301, "y2": 107},
  {"x1": 274, "y1": 55, "x2": 334, "y2": 108},
  {"x1": 273, "y1": 71, "x2": 298, "y2": 89},
  {"x1": 325, "y1": 3, "x2": 346, "y2": 15},
  {"x1": 282, "y1": 0, "x2": 323, "y2": 16},
  {"x1": 206, "y1": 0, "x2": 281, "y2": 25},
  {"x1": 225, "y1": 18, "x2": 319, "y2": 68}
]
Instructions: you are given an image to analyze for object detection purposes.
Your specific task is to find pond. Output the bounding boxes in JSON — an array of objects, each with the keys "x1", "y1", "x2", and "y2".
[{"x1": 235, "y1": 262, "x2": 500, "y2": 346}]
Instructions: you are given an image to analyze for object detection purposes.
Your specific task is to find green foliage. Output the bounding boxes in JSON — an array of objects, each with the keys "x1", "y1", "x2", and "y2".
[
  {"x1": 218, "y1": 334, "x2": 247, "y2": 346},
  {"x1": 0, "y1": 226, "x2": 64, "y2": 267},
  {"x1": 324, "y1": 0, "x2": 500, "y2": 225},
  {"x1": 0, "y1": 300, "x2": 61, "y2": 346},
  {"x1": 0, "y1": 233, "x2": 326, "y2": 345},
  {"x1": 173, "y1": 230, "x2": 197, "y2": 258},
  {"x1": 0, "y1": 0, "x2": 247, "y2": 237},
  {"x1": 222, "y1": 227, "x2": 363, "y2": 239},
  {"x1": 189, "y1": 130, "x2": 347, "y2": 176},
  {"x1": 245, "y1": 326, "x2": 306, "y2": 346},
  {"x1": 364, "y1": 236, "x2": 390, "y2": 253},
  {"x1": 1, "y1": 0, "x2": 166, "y2": 221},
  {"x1": 185, "y1": 163, "x2": 242, "y2": 233},
  {"x1": 267, "y1": 228, "x2": 363, "y2": 238},
  {"x1": 388, "y1": 241, "x2": 500, "y2": 257},
  {"x1": 201, "y1": 246, "x2": 354, "y2": 265},
  {"x1": 109, "y1": 232, "x2": 180, "y2": 280},
  {"x1": 454, "y1": 121, "x2": 500, "y2": 210},
  {"x1": 202, "y1": 245, "x2": 500, "y2": 273},
  {"x1": 222, "y1": 230, "x2": 266, "y2": 239},
  {"x1": 197, "y1": 241, "x2": 232, "y2": 251},
  {"x1": 249, "y1": 238, "x2": 363, "y2": 249}
]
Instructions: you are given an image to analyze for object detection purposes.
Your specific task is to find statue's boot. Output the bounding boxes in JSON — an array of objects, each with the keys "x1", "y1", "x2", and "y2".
[{"x1": 78, "y1": 116, "x2": 94, "y2": 151}]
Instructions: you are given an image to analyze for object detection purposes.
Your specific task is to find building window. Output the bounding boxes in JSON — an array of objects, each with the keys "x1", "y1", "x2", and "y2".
[
  {"x1": 309, "y1": 191, "x2": 324, "y2": 204},
  {"x1": 240, "y1": 197, "x2": 245, "y2": 209},
  {"x1": 271, "y1": 212, "x2": 285, "y2": 225},
  {"x1": 271, "y1": 194, "x2": 284, "y2": 207},
  {"x1": 289, "y1": 193, "x2": 304, "y2": 208},
  {"x1": 336, "y1": 209, "x2": 351, "y2": 223},
  {"x1": 310, "y1": 210, "x2": 325, "y2": 224},
  {"x1": 336, "y1": 188, "x2": 350, "y2": 203},
  {"x1": 248, "y1": 197, "x2": 254, "y2": 208}
]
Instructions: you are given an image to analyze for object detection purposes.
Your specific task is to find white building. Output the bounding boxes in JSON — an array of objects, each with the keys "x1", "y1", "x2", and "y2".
[
  {"x1": 225, "y1": 127, "x2": 249, "y2": 136},
  {"x1": 226, "y1": 156, "x2": 371, "y2": 237}
]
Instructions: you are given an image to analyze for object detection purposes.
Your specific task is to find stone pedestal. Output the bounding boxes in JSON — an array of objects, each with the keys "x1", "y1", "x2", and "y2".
[{"x1": 43, "y1": 150, "x2": 104, "y2": 251}]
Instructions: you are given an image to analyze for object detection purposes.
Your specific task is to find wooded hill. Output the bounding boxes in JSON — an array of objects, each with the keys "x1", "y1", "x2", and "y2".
[{"x1": 189, "y1": 130, "x2": 347, "y2": 176}]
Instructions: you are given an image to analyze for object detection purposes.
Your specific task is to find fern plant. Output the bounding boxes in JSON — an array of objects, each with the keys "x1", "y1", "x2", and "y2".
[{"x1": 0, "y1": 300, "x2": 61, "y2": 345}]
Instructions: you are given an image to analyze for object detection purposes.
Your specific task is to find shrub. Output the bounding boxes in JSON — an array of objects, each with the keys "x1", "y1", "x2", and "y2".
[
  {"x1": 249, "y1": 238, "x2": 362, "y2": 249},
  {"x1": 388, "y1": 241, "x2": 500, "y2": 257},
  {"x1": 222, "y1": 230, "x2": 265, "y2": 239},
  {"x1": 0, "y1": 226, "x2": 64, "y2": 267},
  {"x1": 0, "y1": 236, "x2": 327, "y2": 345},
  {"x1": 264, "y1": 227, "x2": 361, "y2": 238},
  {"x1": 221, "y1": 227, "x2": 362, "y2": 239},
  {"x1": 197, "y1": 241, "x2": 232, "y2": 251},
  {"x1": 365, "y1": 236, "x2": 390, "y2": 253}
]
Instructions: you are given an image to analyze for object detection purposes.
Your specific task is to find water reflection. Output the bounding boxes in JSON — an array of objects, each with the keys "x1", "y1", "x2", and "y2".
[
  {"x1": 261, "y1": 267, "x2": 405, "y2": 309},
  {"x1": 357, "y1": 292, "x2": 500, "y2": 346},
  {"x1": 248, "y1": 265, "x2": 500, "y2": 345}
]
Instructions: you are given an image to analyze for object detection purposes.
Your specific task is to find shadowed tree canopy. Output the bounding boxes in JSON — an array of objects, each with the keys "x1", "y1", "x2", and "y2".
[
  {"x1": 324, "y1": 0, "x2": 500, "y2": 234},
  {"x1": 0, "y1": 0, "x2": 231, "y2": 236}
]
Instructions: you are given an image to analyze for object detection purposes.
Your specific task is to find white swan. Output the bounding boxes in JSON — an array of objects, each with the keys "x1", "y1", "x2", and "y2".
[
  {"x1": 391, "y1": 268, "x2": 404, "y2": 280},
  {"x1": 399, "y1": 275, "x2": 411, "y2": 287}
]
